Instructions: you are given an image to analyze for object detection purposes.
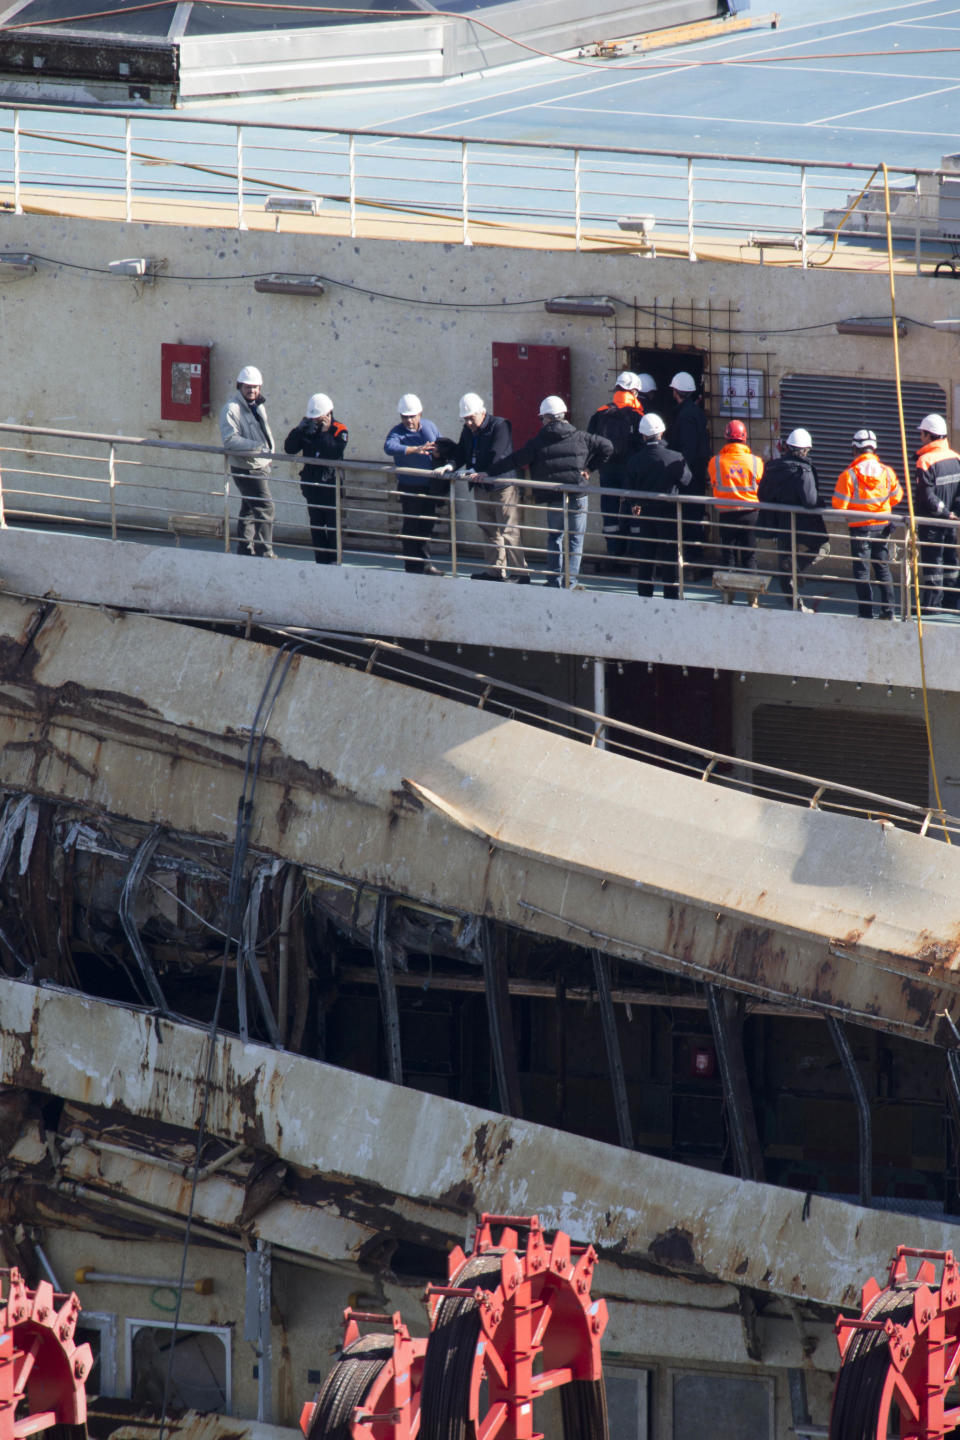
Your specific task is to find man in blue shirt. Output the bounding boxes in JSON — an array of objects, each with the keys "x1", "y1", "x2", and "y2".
[{"x1": 383, "y1": 393, "x2": 443, "y2": 575}]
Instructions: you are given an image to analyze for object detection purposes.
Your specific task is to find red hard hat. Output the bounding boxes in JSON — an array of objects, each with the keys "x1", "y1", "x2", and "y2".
[{"x1": 725, "y1": 420, "x2": 747, "y2": 442}]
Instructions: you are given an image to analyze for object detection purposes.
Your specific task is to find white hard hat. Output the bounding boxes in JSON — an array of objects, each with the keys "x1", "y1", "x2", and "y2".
[
  {"x1": 918, "y1": 413, "x2": 948, "y2": 436},
  {"x1": 852, "y1": 428, "x2": 877, "y2": 449},
  {"x1": 670, "y1": 371, "x2": 697, "y2": 393},
  {"x1": 539, "y1": 395, "x2": 567, "y2": 417},
  {"x1": 615, "y1": 371, "x2": 638, "y2": 391},
  {"x1": 459, "y1": 392, "x2": 485, "y2": 419},
  {"x1": 639, "y1": 412, "x2": 666, "y2": 438},
  {"x1": 786, "y1": 428, "x2": 813, "y2": 449},
  {"x1": 306, "y1": 392, "x2": 333, "y2": 419},
  {"x1": 635, "y1": 372, "x2": 657, "y2": 393},
  {"x1": 237, "y1": 365, "x2": 263, "y2": 386},
  {"x1": 398, "y1": 393, "x2": 422, "y2": 416}
]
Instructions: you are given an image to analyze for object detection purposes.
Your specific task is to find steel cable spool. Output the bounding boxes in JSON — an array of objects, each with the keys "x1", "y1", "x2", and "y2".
[
  {"x1": 830, "y1": 1248, "x2": 960, "y2": 1440},
  {"x1": 306, "y1": 1334, "x2": 394, "y2": 1440},
  {"x1": 829, "y1": 1285, "x2": 919, "y2": 1440},
  {"x1": 420, "y1": 1217, "x2": 609, "y2": 1440},
  {"x1": 419, "y1": 1253, "x2": 505, "y2": 1440},
  {"x1": 559, "y1": 1374, "x2": 609, "y2": 1440}
]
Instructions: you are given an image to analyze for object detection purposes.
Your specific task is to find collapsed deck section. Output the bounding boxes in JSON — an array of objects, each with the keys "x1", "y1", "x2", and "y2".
[
  {"x1": 2, "y1": 975, "x2": 958, "y2": 1314},
  {"x1": 0, "y1": 594, "x2": 958, "y2": 1044}
]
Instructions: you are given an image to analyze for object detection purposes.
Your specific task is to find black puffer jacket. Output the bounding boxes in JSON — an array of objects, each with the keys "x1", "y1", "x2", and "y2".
[
  {"x1": 588, "y1": 395, "x2": 643, "y2": 468},
  {"x1": 284, "y1": 418, "x2": 348, "y2": 487},
  {"x1": 488, "y1": 419, "x2": 613, "y2": 503},
  {"x1": 758, "y1": 454, "x2": 828, "y2": 547}
]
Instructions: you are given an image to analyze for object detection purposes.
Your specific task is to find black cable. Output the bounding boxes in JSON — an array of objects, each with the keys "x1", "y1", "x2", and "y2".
[
  {"x1": 156, "y1": 636, "x2": 304, "y2": 1440},
  {"x1": 12, "y1": 250, "x2": 940, "y2": 335}
]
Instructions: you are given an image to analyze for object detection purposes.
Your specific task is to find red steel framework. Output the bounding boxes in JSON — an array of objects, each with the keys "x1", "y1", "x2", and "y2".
[
  {"x1": 831, "y1": 1247, "x2": 960, "y2": 1440},
  {"x1": 303, "y1": 1215, "x2": 609, "y2": 1440},
  {"x1": 0, "y1": 1269, "x2": 93, "y2": 1440}
]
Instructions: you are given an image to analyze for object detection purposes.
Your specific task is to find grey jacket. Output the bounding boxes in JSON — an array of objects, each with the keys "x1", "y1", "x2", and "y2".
[{"x1": 219, "y1": 391, "x2": 274, "y2": 476}]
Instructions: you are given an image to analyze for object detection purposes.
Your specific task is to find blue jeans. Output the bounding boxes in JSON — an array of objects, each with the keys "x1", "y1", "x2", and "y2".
[{"x1": 546, "y1": 493, "x2": 588, "y2": 586}]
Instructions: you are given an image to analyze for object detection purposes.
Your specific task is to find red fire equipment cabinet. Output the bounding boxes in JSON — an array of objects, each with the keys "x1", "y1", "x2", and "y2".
[
  {"x1": 492, "y1": 342, "x2": 571, "y2": 449},
  {"x1": 161, "y1": 343, "x2": 211, "y2": 422}
]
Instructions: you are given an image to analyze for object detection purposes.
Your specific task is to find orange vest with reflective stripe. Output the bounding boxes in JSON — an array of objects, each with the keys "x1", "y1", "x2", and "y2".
[
  {"x1": 707, "y1": 443, "x2": 763, "y2": 508},
  {"x1": 832, "y1": 451, "x2": 903, "y2": 525}
]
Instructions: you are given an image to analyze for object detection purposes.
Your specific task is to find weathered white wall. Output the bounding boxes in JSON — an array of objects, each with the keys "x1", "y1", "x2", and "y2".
[{"x1": 0, "y1": 215, "x2": 956, "y2": 457}]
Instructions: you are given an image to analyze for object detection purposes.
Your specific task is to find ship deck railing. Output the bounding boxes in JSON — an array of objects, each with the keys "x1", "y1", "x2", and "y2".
[
  {"x1": 0, "y1": 420, "x2": 956, "y2": 625},
  {"x1": 0, "y1": 101, "x2": 953, "y2": 274}
]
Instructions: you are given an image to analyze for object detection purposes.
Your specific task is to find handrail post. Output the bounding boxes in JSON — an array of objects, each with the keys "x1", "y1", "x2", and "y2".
[
  {"x1": 790, "y1": 510, "x2": 799, "y2": 609},
  {"x1": 124, "y1": 117, "x2": 133, "y2": 224},
  {"x1": 687, "y1": 157, "x2": 697, "y2": 262},
  {"x1": 915, "y1": 171, "x2": 922, "y2": 277},
  {"x1": 223, "y1": 467, "x2": 232, "y2": 553},
  {"x1": 108, "y1": 444, "x2": 117, "y2": 540},
  {"x1": 449, "y1": 475, "x2": 458, "y2": 577},
  {"x1": 335, "y1": 469, "x2": 344, "y2": 565},
  {"x1": 676, "y1": 496, "x2": 685, "y2": 600},
  {"x1": 13, "y1": 109, "x2": 22, "y2": 216},
  {"x1": 800, "y1": 164, "x2": 808, "y2": 269},
  {"x1": 574, "y1": 148, "x2": 582, "y2": 252},
  {"x1": 900, "y1": 522, "x2": 910, "y2": 620},
  {"x1": 348, "y1": 133, "x2": 357, "y2": 239},
  {"x1": 236, "y1": 124, "x2": 246, "y2": 231},
  {"x1": 461, "y1": 140, "x2": 470, "y2": 246},
  {"x1": 562, "y1": 491, "x2": 570, "y2": 589}
]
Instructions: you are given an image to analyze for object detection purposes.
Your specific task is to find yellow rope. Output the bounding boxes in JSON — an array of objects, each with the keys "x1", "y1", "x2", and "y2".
[
  {"x1": 881, "y1": 162, "x2": 949, "y2": 841},
  {"x1": 810, "y1": 165, "x2": 881, "y2": 269}
]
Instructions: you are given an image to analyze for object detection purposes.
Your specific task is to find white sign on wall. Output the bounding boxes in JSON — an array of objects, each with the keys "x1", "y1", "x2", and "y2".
[{"x1": 718, "y1": 367, "x2": 765, "y2": 418}]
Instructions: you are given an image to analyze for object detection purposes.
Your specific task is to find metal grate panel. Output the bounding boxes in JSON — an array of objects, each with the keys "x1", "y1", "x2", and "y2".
[{"x1": 779, "y1": 373, "x2": 946, "y2": 502}]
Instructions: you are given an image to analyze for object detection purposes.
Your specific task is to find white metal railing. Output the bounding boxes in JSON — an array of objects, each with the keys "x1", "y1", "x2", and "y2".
[
  {"x1": 0, "y1": 422, "x2": 955, "y2": 622},
  {"x1": 0, "y1": 102, "x2": 948, "y2": 271}
]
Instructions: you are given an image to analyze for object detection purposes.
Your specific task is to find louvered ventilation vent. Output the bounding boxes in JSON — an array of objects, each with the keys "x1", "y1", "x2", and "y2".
[
  {"x1": 779, "y1": 374, "x2": 946, "y2": 501},
  {"x1": 752, "y1": 703, "x2": 929, "y2": 810}
]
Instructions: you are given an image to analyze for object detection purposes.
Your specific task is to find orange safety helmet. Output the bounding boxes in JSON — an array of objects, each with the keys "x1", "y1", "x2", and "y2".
[{"x1": 724, "y1": 420, "x2": 747, "y2": 442}]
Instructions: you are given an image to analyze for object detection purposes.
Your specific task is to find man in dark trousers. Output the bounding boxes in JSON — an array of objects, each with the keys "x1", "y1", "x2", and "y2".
[
  {"x1": 587, "y1": 371, "x2": 644, "y2": 564},
  {"x1": 912, "y1": 413, "x2": 960, "y2": 611},
  {"x1": 284, "y1": 392, "x2": 348, "y2": 564},
  {"x1": 623, "y1": 413, "x2": 691, "y2": 598},
  {"x1": 219, "y1": 364, "x2": 276, "y2": 558},
  {"x1": 383, "y1": 393, "x2": 444, "y2": 575},
  {"x1": 666, "y1": 369, "x2": 710, "y2": 575},
  {"x1": 757, "y1": 427, "x2": 828, "y2": 611},
  {"x1": 453, "y1": 392, "x2": 529, "y2": 582},
  {"x1": 475, "y1": 395, "x2": 612, "y2": 587}
]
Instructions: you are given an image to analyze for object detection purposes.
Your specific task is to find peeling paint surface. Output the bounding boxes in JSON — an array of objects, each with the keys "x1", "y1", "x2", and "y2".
[{"x1": 3, "y1": 977, "x2": 960, "y2": 1313}]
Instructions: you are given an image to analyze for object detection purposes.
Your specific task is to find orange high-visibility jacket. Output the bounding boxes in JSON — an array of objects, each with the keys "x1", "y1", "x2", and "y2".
[
  {"x1": 832, "y1": 451, "x2": 903, "y2": 525},
  {"x1": 707, "y1": 443, "x2": 763, "y2": 508}
]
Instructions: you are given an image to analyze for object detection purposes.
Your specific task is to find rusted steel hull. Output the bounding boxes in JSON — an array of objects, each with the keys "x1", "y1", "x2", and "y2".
[
  {"x1": 3, "y1": 977, "x2": 960, "y2": 1313},
  {"x1": 0, "y1": 596, "x2": 958, "y2": 1041}
]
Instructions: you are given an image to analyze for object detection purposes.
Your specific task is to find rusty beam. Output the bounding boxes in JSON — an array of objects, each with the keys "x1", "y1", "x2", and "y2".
[
  {"x1": 707, "y1": 986, "x2": 765, "y2": 1184},
  {"x1": 1, "y1": 599, "x2": 960, "y2": 1045},
  {"x1": 6, "y1": 977, "x2": 960, "y2": 1312}
]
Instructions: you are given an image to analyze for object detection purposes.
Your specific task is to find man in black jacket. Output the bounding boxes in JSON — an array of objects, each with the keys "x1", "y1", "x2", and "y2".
[
  {"x1": 588, "y1": 371, "x2": 644, "y2": 563},
  {"x1": 623, "y1": 413, "x2": 691, "y2": 598},
  {"x1": 452, "y1": 392, "x2": 529, "y2": 582},
  {"x1": 667, "y1": 370, "x2": 710, "y2": 574},
  {"x1": 477, "y1": 395, "x2": 613, "y2": 587},
  {"x1": 284, "y1": 392, "x2": 348, "y2": 564},
  {"x1": 912, "y1": 413, "x2": 960, "y2": 611},
  {"x1": 757, "y1": 427, "x2": 828, "y2": 611}
]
